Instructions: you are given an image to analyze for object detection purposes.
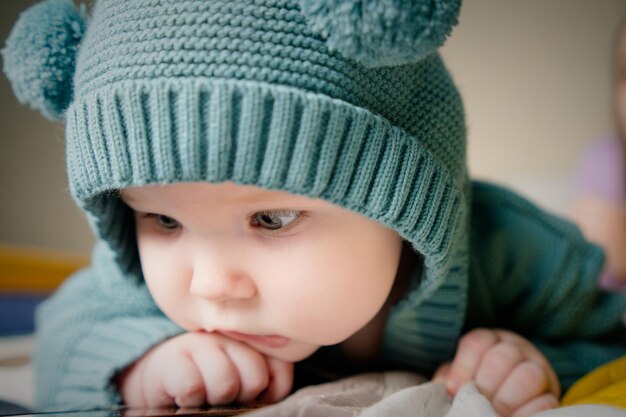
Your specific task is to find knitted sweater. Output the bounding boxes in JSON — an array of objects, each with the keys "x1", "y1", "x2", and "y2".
[{"x1": 34, "y1": 181, "x2": 626, "y2": 410}]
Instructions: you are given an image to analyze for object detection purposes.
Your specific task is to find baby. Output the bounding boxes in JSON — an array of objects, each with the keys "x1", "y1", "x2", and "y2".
[{"x1": 3, "y1": 1, "x2": 626, "y2": 417}]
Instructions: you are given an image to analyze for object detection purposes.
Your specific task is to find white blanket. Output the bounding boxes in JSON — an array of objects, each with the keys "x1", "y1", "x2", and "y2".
[{"x1": 246, "y1": 371, "x2": 626, "y2": 417}]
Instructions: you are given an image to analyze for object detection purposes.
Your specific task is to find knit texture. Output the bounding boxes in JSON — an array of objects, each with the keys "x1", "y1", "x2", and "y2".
[
  {"x1": 3, "y1": 0, "x2": 468, "y2": 290},
  {"x1": 465, "y1": 182, "x2": 626, "y2": 390},
  {"x1": 300, "y1": 0, "x2": 461, "y2": 67},
  {"x1": 1, "y1": 0, "x2": 85, "y2": 120}
]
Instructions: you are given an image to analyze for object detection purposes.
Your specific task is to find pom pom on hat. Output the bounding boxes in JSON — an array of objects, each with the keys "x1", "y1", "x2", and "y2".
[
  {"x1": 2, "y1": 0, "x2": 86, "y2": 121},
  {"x1": 299, "y1": 0, "x2": 461, "y2": 68}
]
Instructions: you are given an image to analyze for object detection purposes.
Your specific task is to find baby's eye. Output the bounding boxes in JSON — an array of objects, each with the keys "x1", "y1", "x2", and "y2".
[
  {"x1": 251, "y1": 210, "x2": 301, "y2": 231},
  {"x1": 153, "y1": 214, "x2": 180, "y2": 230}
]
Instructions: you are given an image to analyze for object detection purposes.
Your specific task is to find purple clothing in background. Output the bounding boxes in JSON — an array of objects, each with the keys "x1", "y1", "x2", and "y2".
[
  {"x1": 600, "y1": 271, "x2": 626, "y2": 292},
  {"x1": 575, "y1": 136, "x2": 626, "y2": 293},
  {"x1": 575, "y1": 136, "x2": 626, "y2": 202}
]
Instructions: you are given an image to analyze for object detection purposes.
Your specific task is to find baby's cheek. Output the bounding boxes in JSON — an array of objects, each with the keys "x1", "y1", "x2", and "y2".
[
  {"x1": 142, "y1": 264, "x2": 196, "y2": 329},
  {"x1": 273, "y1": 284, "x2": 376, "y2": 345},
  {"x1": 292, "y1": 271, "x2": 391, "y2": 344}
]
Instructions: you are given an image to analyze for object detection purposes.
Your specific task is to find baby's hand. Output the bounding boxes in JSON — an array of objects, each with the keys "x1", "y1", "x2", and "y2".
[
  {"x1": 433, "y1": 328, "x2": 560, "y2": 417},
  {"x1": 116, "y1": 330, "x2": 293, "y2": 407}
]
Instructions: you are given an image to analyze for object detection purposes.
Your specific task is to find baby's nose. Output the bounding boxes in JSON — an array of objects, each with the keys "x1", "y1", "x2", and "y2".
[{"x1": 189, "y1": 267, "x2": 257, "y2": 302}]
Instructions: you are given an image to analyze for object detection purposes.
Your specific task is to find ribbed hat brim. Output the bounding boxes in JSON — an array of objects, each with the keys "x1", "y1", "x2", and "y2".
[{"x1": 66, "y1": 78, "x2": 465, "y2": 287}]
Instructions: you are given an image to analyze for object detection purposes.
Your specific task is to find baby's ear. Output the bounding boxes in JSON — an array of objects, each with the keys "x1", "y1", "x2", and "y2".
[
  {"x1": 2, "y1": 0, "x2": 87, "y2": 121},
  {"x1": 298, "y1": 0, "x2": 461, "y2": 68}
]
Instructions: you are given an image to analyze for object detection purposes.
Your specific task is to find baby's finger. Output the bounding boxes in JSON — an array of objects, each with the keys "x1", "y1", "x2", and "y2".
[
  {"x1": 510, "y1": 393, "x2": 559, "y2": 417},
  {"x1": 492, "y1": 361, "x2": 549, "y2": 417},
  {"x1": 259, "y1": 357, "x2": 294, "y2": 403},
  {"x1": 447, "y1": 328, "x2": 499, "y2": 394},
  {"x1": 159, "y1": 352, "x2": 206, "y2": 408},
  {"x1": 190, "y1": 346, "x2": 240, "y2": 405},
  {"x1": 473, "y1": 341, "x2": 524, "y2": 400},
  {"x1": 117, "y1": 361, "x2": 149, "y2": 406},
  {"x1": 140, "y1": 357, "x2": 177, "y2": 406},
  {"x1": 495, "y1": 331, "x2": 560, "y2": 398},
  {"x1": 432, "y1": 361, "x2": 452, "y2": 383},
  {"x1": 222, "y1": 341, "x2": 270, "y2": 404}
]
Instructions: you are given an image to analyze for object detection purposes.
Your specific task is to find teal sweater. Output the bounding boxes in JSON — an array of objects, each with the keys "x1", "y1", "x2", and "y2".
[{"x1": 34, "y1": 182, "x2": 626, "y2": 409}]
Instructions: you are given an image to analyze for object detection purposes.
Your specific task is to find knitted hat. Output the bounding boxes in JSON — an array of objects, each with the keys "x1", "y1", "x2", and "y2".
[{"x1": 3, "y1": 0, "x2": 468, "y2": 372}]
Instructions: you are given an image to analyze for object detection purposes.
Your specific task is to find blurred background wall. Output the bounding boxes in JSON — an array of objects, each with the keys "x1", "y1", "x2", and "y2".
[
  {"x1": 1, "y1": 0, "x2": 94, "y2": 254},
  {"x1": 441, "y1": 0, "x2": 626, "y2": 215},
  {"x1": 1, "y1": 0, "x2": 626, "y2": 256}
]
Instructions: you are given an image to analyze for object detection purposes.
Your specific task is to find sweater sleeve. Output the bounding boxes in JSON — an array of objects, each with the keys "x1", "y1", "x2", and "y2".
[
  {"x1": 466, "y1": 181, "x2": 626, "y2": 391},
  {"x1": 34, "y1": 241, "x2": 185, "y2": 410}
]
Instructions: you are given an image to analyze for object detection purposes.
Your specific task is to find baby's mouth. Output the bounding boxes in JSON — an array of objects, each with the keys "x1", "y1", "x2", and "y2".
[{"x1": 218, "y1": 330, "x2": 290, "y2": 348}]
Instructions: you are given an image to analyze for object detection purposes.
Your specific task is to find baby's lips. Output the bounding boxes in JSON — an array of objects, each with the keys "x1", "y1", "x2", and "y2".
[{"x1": 219, "y1": 330, "x2": 290, "y2": 348}]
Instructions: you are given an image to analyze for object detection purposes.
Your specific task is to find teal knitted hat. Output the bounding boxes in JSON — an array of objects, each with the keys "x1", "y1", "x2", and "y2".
[{"x1": 4, "y1": 0, "x2": 468, "y2": 372}]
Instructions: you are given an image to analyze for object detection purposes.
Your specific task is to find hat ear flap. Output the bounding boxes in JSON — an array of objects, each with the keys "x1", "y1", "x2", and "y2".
[
  {"x1": 2, "y1": 0, "x2": 86, "y2": 121},
  {"x1": 299, "y1": 0, "x2": 461, "y2": 68}
]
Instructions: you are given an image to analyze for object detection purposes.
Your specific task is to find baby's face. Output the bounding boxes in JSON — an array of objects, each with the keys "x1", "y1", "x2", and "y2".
[{"x1": 122, "y1": 181, "x2": 402, "y2": 362}]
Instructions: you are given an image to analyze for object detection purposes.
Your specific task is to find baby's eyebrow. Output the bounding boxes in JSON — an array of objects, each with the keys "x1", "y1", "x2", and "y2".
[
  {"x1": 225, "y1": 191, "x2": 319, "y2": 209},
  {"x1": 226, "y1": 193, "x2": 285, "y2": 206}
]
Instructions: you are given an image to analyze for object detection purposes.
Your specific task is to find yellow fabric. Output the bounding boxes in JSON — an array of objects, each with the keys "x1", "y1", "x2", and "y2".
[
  {"x1": 0, "y1": 243, "x2": 88, "y2": 292},
  {"x1": 561, "y1": 355, "x2": 626, "y2": 409}
]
